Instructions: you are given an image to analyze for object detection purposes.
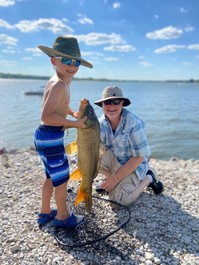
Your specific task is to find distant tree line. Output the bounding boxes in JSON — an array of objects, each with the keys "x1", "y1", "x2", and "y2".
[
  {"x1": 0, "y1": 72, "x2": 198, "y2": 83},
  {"x1": 0, "y1": 73, "x2": 49, "y2": 80}
]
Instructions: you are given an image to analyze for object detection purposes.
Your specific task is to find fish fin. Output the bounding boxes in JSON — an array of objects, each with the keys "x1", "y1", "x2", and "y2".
[
  {"x1": 65, "y1": 141, "x2": 78, "y2": 154},
  {"x1": 70, "y1": 168, "x2": 82, "y2": 181},
  {"x1": 75, "y1": 186, "x2": 92, "y2": 213},
  {"x1": 74, "y1": 189, "x2": 86, "y2": 206}
]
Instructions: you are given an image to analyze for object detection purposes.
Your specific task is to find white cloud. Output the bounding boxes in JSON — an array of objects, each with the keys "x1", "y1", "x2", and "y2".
[
  {"x1": 104, "y1": 44, "x2": 136, "y2": 52},
  {"x1": 155, "y1": 45, "x2": 185, "y2": 54},
  {"x1": 15, "y1": 18, "x2": 74, "y2": 34},
  {"x1": 104, "y1": 57, "x2": 119, "y2": 61},
  {"x1": 2, "y1": 46, "x2": 19, "y2": 53},
  {"x1": 154, "y1": 44, "x2": 199, "y2": 54},
  {"x1": 0, "y1": 19, "x2": 14, "y2": 29},
  {"x1": 187, "y1": 44, "x2": 199, "y2": 50},
  {"x1": 77, "y1": 14, "x2": 94, "y2": 25},
  {"x1": 146, "y1": 26, "x2": 183, "y2": 40},
  {"x1": 184, "y1": 26, "x2": 194, "y2": 32},
  {"x1": 82, "y1": 51, "x2": 103, "y2": 57},
  {"x1": 22, "y1": 57, "x2": 32, "y2": 60},
  {"x1": 0, "y1": 33, "x2": 18, "y2": 45},
  {"x1": 139, "y1": 61, "x2": 153, "y2": 67},
  {"x1": 0, "y1": 18, "x2": 74, "y2": 34},
  {"x1": 0, "y1": 0, "x2": 15, "y2": 7},
  {"x1": 0, "y1": 59, "x2": 16, "y2": 66},
  {"x1": 180, "y1": 7, "x2": 188, "y2": 14},
  {"x1": 113, "y1": 2, "x2": 120, "y2": 9},
  {"x1": 25, "y1": 47, "x2": 42, "y2": 56},
  {"x1": 75, "y1": 33, "x2": 125, "y2": 46}
]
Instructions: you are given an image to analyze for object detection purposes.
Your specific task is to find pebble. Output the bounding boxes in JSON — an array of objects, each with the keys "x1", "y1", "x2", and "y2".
[{"x1": 0, "y1": 149, "x2": 199, "y2": 265}]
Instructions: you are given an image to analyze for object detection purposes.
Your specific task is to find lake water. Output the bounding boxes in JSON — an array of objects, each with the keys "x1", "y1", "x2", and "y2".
[{"x1": 0, "y1": 78, "x2": 198, "y2": 160}]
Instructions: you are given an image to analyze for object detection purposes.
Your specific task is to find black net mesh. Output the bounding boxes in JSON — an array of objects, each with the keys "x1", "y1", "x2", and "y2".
[{"x1": 40, "y1": 190, "x2": 131, "y2": 248}]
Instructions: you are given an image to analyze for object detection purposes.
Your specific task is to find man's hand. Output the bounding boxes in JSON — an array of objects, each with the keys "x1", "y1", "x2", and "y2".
[{"x1": 101, "y1": 174, "x2": 119, "y2": 192}]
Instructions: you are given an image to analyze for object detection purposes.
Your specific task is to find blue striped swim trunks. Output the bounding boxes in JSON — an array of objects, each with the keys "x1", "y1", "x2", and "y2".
[{"x1": 34, "y1": 125, "x2": 69, "y2": 187}]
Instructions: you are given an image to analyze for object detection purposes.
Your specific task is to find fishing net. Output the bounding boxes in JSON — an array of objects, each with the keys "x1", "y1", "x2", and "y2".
[{"x1": 40, "y1": 190, "x2": 131, "y2": 248}]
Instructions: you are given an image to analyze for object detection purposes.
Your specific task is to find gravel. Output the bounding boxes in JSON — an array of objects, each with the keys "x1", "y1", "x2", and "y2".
[{"x1": 0, "y1": 148, "x2": 199, "y2": 265}]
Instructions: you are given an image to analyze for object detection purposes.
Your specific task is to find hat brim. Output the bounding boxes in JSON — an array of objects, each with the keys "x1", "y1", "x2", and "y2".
[
  {"x1": 94, "y1": 96, "x2": 131, "y2": 107},
  {"x1": 38, "y1": 45, "x2": 93, "y2": 68}
]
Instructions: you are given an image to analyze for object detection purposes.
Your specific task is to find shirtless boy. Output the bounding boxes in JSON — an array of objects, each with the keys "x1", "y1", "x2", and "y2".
[{"x1": 34, "y1": 36, "x2": 93, "y2": 228}]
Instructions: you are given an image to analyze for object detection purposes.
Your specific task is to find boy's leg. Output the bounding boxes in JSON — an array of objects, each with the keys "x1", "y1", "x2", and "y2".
[
  {"x1": 54, "y1": 181, "x2": 70, "y2": 220},
  {"x1": 41, "y1": 178, "x2": 53, "y2": 214}
]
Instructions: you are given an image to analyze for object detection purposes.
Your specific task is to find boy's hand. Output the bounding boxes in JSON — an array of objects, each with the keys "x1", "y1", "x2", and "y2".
[
  {"x1": 76, "y1": 116, "x2": 87, "y2": 128},
  {"x1": 73, "y1": 111, "x2": 79, "y2": 119}
]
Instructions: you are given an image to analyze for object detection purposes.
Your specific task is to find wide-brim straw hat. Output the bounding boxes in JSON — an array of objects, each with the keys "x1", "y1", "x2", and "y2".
[
  {"x1": 38, "y1": 36, "x2": 93, "y2": 68},
  {"x1": 94, "y1": 86, "x2": 131, "y2": 107}
]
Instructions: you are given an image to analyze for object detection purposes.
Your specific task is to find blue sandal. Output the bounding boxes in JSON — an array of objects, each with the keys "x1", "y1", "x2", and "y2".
[
  {"x1": 38, "y1": 209, "x2": 57, "y2": 225},
  {"x1": 53, "y1": 213, "x2": 84, "y2": 229}
]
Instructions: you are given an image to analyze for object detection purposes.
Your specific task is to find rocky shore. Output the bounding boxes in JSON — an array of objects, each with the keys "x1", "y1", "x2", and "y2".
[{"x1": 0, "y1": 148, "x2": 199, "y2": 265}]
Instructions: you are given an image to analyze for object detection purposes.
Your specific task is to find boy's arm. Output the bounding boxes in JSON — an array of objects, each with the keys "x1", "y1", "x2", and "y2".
[{"x1": 41, "y1": 83, "x2": 86, "y2": 129}]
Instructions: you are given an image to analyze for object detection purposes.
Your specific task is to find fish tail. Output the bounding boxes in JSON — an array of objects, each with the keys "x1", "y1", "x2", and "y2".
[{"x1": 75, "y1": 186, "x2": 92, "y2": 213}]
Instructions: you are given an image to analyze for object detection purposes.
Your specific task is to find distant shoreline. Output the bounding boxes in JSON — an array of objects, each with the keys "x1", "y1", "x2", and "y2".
[{"x1": 0, "y1": 72, "x2": 198, "y2": 83}]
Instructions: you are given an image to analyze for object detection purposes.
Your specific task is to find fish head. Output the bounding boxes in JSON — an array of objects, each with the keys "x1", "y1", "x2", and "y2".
[{"x1": 79, "y1": 98, "x2": 99, "y2": 128}]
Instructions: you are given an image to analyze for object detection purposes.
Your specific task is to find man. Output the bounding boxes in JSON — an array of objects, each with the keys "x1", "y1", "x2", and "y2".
[{"x1": 94, "y1": 86, "x2": 163, "y2": 207}]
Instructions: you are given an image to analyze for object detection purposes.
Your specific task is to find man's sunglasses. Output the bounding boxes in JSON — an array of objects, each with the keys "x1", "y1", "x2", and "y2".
[
  {"x1": 103, "y1": 99, "x2": 122, "y2": 105},
  {"x1": 55, "y1": 57, "x2": 81, "y2": 67}
]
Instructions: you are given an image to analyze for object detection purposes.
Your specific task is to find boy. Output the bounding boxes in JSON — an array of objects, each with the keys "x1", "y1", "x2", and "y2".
[{"x1": 34, "y1": 36, "x2": 93, "y2": 228}]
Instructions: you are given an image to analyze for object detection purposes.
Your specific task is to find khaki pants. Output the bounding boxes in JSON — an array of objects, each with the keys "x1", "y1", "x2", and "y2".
[{"x1": 100, "y1": 149, "x2": 142, "y2": 206}]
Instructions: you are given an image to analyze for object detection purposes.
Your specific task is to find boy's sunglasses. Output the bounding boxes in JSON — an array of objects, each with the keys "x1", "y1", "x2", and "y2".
[
  {"x1": 103, "y1": 99, "x2": 122, "y2": 105},
  {"x1": 55, "y1": 57, "x2": 81, "y2": 67}
]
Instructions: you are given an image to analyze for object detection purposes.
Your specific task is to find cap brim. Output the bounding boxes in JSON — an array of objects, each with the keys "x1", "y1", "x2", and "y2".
[
  {"x1": 94, "y1": 97, "x2": 131, "y2": 107},
  {"x1": 38, "y1": 45, "x2": 93, "y2": 68}
]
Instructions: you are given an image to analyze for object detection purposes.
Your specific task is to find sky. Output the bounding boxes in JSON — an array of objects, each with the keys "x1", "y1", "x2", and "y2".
[{"x1": 0, "y1": 0, "x2": 199, "y2": 81}]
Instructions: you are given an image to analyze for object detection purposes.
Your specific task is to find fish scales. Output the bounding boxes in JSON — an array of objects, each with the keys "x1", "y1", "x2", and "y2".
[
  {"x1": 77, "y1": 121, "x2": 100, "y2": 191},
  {"x1": 74, "y1": 98, "x2": 100, "y2": 213}
]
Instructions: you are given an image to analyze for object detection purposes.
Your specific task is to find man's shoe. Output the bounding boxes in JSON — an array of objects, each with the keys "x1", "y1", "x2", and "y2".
[{"x1": 147, "y1": 168, "x2": 164, "y2": 195}]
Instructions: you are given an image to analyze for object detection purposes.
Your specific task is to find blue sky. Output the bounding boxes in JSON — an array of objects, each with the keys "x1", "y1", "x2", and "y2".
[{"x1": 0, "y1": 0, "x2": 199, "y2": 81}]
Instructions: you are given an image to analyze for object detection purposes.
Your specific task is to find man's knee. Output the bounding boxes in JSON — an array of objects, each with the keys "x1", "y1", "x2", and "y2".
[{"x1": 109, "y1": 174, "x2": 141, "y2": 206}]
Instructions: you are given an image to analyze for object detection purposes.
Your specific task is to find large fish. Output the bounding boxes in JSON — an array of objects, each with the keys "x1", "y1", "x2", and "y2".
[{"x1": 65, "y1": 99, "x2": 100, "y2": 213}]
